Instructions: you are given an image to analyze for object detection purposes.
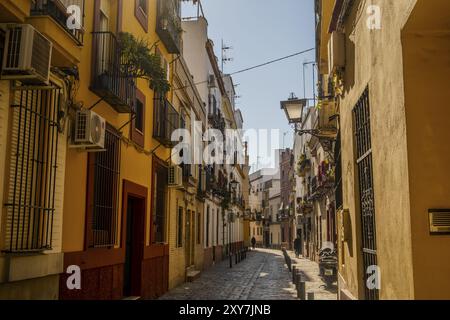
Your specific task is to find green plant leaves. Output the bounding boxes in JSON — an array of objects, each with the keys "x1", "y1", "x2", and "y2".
[{"x1": 118, "y1": 32, "x2": 171, "y2": 94}]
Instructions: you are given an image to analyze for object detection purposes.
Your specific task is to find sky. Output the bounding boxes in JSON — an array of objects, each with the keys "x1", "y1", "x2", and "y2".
[{"x1": 182, "y1": 0, "x2": 316, "y2": 173}]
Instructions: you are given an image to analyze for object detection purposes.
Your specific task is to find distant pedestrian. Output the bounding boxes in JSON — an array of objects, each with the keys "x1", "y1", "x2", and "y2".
[
  {"x1": 251, "y1": 237, "x2": 256, "y2": 249},
  {"x1": 294, "y1": 238, "x2": 301, "y2": 258}
]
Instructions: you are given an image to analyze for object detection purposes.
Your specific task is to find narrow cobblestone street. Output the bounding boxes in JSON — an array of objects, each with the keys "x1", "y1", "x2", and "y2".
[{"x1": 160, "y1": 249, "x2": 337, "y2": 300}]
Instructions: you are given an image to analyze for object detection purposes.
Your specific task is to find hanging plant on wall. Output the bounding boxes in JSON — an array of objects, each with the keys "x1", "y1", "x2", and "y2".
[
  {"x1": 118, "y1": 32, "x2": 170, "y2": 94},
  {"x1": 332, "y1": 70, "x2": 344, "y2": 97}
]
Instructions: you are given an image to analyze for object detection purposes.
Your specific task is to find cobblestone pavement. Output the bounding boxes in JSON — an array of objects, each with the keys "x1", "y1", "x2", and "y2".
[{"x1": 159, "y1": 248, "x2": 336, "y2": 300}]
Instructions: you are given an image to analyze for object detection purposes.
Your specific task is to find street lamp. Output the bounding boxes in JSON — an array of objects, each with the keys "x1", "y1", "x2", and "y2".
[
  {"x1": 280, "y1": 94, "x2": 307, "y2": 125},
  {"x1": 280, "y1": 95, "x2": 325, "y2": 137}
]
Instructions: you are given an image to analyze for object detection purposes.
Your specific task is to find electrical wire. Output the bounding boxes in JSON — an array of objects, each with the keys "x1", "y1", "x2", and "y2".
[{"x1": 173, "y1": 47, "x2": 315, "y2": 91}]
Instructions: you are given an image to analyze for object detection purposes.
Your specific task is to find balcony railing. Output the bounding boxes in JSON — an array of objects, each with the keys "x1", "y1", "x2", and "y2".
[
  {"x1": 31, "y1": 0, "x2": 85, "y2": 45},
  {"x1": 156, "y1": 0, "x2": 182, "y2": 54},
  {"x1": 90, "y1": 32, "x2": 136, "y2": 113},
  {"x1": 154, "y1": 96, "x2": 180, "y2": 147},
  {"x1": 208, "y1": 109, "x2": 222, "y2": 129}
]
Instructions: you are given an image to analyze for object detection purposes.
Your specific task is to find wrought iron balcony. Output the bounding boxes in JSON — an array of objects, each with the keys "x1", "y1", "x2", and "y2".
[
  {"x1": 153, "y1": 96, "x2": 180, "y2": 147},
  {"x1": 156, "y1": 0, "x2": 182, "y2": 54},
  {"x1": 90, "y1": 32, "x2": 136, "y2": 113},
  {"x1": 208, "y1": 110, "x2": 222, "y2": 129},
  {"x1": 31, "y1": 0, "x2": 85, "y2": 45}
]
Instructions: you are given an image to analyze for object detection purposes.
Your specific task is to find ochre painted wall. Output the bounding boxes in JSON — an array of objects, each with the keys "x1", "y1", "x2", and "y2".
[
  {"x1": 338, "y1": 0, "x2": 416, "y2": 300},
  {"x1": 402, "y1": 0, "x2": 450, "y2": 298}
]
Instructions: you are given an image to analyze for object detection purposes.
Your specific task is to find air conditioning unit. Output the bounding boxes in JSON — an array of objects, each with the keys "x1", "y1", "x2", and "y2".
[
  {"x1": 71, "y1": 109, "x2": 106, "y2": 151},
  {"x1": 1, "y1": 24, "x2": 52, "y2": 84},
  {"x1": 327, "y1": 31, "x2": 345, "y2": 75},
  {"x1": 207, "y1": 74, "x2": 216, "y2": 88},
  {"x1": 168, "y1": 165, "x2": 183, "y2": 188}
]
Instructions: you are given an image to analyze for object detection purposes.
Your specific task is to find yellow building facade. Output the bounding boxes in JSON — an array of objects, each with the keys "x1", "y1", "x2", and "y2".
[{"x1": 316, "y1": 0, "x2": 450, "y2": 300}]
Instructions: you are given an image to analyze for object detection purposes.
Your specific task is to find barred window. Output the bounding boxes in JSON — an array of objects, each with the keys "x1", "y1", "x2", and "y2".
[
  {"x1": 4, "y1": 83, "x2": 62, "y2": 252},
  {"x1": 87, "y1": 125, "x2": 121, "y2": 248},
  {"x1": 152, "y1": 159, "x2": 167, "y2": 243}
]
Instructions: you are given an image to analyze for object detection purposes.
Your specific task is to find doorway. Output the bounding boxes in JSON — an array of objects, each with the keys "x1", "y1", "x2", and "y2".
[
  {"x1": 123, "y1": 196, "x2": 145, "y2": 297},
  {"x1": 122, "y1": 181, "x2": 147, "y2": 298},
  {"x1": 185, "y1": 210, "x2": 193, "y2": 267}
]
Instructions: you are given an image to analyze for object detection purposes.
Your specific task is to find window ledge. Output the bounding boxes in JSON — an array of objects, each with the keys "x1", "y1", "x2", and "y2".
[{"x1": 0, "y1": 253, "x2": 64, "y2": 283}]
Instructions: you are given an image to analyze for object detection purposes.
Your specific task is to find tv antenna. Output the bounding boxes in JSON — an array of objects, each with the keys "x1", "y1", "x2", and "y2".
[{"x1": 221, "y1": 39, "x2": 233, "y2": 72}]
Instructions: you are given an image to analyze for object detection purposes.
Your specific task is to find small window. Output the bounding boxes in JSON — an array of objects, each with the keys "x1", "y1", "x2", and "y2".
[
  {"x1": 131, "y1": 89, "x2": 145, "y2": 147},
  {"x1": 135, "y1": 0, "x2": 149, "y2": 32},
  {"x1": 177, "y1": 207, "x2": 183, "y2": 248}
]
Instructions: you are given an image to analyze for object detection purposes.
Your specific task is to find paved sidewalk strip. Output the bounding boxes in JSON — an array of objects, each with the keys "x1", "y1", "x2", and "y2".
[{"x1": 160, "y1": 248, "x2": 337, "y2": 300}]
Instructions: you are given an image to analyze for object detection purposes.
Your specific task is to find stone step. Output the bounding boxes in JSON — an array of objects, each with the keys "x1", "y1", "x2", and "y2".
[
  {"x1": 123, "y1": 296, "x2": 141, "y2": 300},
  {"x1": 186, "y1": 270, "x2": 201, "y2": 282}
]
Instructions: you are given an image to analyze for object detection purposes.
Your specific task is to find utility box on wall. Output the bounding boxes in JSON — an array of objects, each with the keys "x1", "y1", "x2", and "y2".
[{"x1": 429, "y1": 209, "x2": 450, "y2": 234}]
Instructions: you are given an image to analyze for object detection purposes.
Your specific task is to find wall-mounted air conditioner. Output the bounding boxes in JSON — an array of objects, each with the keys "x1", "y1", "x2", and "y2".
[
  {"x1": 70, "y1": 109, "x2": 106, "y2": 151},
  {"x1": 168, "y1": 165, "x2": 183, "y2": 188},
  {"x1": 327, "y1": 31, "x2": 345, "y2": 75},
  {"x1": 1, "y1": 24, "x2": 52, "y2": 84}
]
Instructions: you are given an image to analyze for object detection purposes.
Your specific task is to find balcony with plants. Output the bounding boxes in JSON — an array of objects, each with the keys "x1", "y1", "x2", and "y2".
[
  {"x1": 299, "y1": 196, "x2": 313, "y2": 215},
  {"x1": 156, "y1": 0, "x2": 182, "y2": 54},
  {"x1": 296, "y1": 153, "x2": 312, "y2": 178},
  {"x1": 315, "y1": 98, "x2": 338, "y2": 141},
  {"x1": 91, "y1": 32, "x2": 169, "y2": 114},
  {"x1": 318, "y1": 160, "x2": 335, "y2": 190}
]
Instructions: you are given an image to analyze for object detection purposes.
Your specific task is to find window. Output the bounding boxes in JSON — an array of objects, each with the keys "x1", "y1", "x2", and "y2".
[
  {"x1": 131, "y1": 89, "x2": 145, "y2": 147},
  {"x1": 88, "y1": 125, "x2": 121, "y2": 248},
  {"x1": 135, "y1": 100, "x2": 144, "y2": 132},
  {"x1": 177, "y1": 207, "x2": 183, "y2": 248},
  {"x1": 152, "y1": 158, "x2": 168, "y2": 244},
  {"x1": 197, "y1": 212, "x2": 201, "y2": 244},
  {"x1": 4, "y1": 84, "x2": 62, "y2": 252},
  {"x1": 155, "y1": 47, "x2": 169, "y2": 81},
  {"x1": 353, "y1": 87, "x2": 379, "y2": 300},
  {"x1": 135, "y1": 0, "x2": 149, "y2": 32}
]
